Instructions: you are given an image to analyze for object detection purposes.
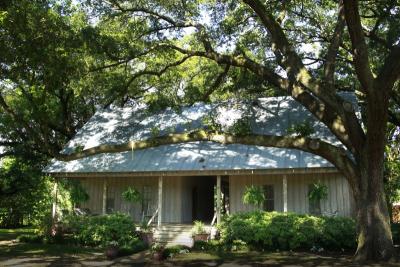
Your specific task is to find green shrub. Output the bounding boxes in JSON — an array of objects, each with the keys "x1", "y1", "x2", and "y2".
[
  {"x1": 163, "y1": 245, "x2": 190, "y2": 258},
  {"x1": 118, "y1": 240, "x2": 148, "y2": 256},
  {"x1": 62, "y1": 213, "x2": 138, "y2": 247},
  {"x1": 392, "y1": 223, "x2": 400, "y2": 245},
  {"x1": 17, "y1": 234, "x2": 43, "y2": 243},
  {"x1": 192, "y1": 240, "x2": 223, "y2": 251},
  {"x1": 219, "y1": 211, "x2": 356, "y2": 251}
]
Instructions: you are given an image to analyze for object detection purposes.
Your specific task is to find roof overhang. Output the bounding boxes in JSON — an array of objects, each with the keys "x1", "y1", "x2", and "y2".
[{"x1": 47, "y1": 167, "x2": 339, "y2": 178}]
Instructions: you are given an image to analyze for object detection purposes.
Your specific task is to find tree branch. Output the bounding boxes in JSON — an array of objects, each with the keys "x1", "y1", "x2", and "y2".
[
  {"x1": 324, "y1": 0, "x2": 345, "y2": 87},
  {"x1": 343, "y1": 0, "x2": 374, "y2": 93},
  {"x1": 376, "y1": 47, "x2": 400, "y2": 92},
  {"x1": 55, "y1": 130, "x2": 359, "y2": 190},
  {"x1": 201, "y1": 64, "x2": 230, "y2": 102}
]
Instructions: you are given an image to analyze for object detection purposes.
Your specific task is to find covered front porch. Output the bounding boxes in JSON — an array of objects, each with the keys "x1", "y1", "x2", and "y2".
[{"x1": 75, "y1": 174, "x2": 231, "y2": 227}]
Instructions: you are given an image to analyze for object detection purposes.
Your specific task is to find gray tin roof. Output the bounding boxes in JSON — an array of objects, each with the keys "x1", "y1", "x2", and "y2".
[{"x1": 45, "y1": 94, "x2": 357, "y2": 174}]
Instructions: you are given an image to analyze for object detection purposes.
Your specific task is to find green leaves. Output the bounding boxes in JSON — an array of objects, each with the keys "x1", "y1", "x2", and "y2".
[
  {"x1": 242, "y1": 185, "x2": 265, "y2": 207},
  {"x1": 308, "y1": 182, "x2": 328, "y2": 202},
  {"x1": 122, "y1": 186, "x2": 142, "y2": 203}
]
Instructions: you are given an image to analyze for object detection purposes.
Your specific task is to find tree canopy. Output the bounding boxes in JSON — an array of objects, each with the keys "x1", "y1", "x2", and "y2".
[{"x1": 0, "y1": 0, "x2": 400, "y2": 262}]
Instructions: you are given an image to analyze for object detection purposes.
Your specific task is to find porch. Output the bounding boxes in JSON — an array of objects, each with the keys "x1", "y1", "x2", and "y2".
[{"x1": 61, "y1": 170, "x2": 353, "y2": 225}]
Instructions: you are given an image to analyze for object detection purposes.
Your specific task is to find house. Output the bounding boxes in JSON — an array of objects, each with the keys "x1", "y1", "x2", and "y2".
[{"x1": 45, "y1": 95, "x2": 356, "y2": 244}]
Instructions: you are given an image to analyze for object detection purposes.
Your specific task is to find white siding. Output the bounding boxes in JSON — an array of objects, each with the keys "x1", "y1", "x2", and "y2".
[
  {"x1": 78, "y1": 176, "x2": 200, "y2": 223},
  {"x1": 229, "y1": 173, "x2": 354, "y2": 217}
]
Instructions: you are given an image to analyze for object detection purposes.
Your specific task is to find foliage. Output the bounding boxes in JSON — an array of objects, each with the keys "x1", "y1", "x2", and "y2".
[
  {"x1": 118, "y1": 240, "x2": 148, "y2": 256},
  {"x1": 191, "y1": 220, "x2": 208, "y2": 235},
  {"x1": 121, "y1": 187, "x2": 142, "y2": 203},
  {"x1": 61, "y1": 213, "x2": 138, "y2": 248},
  {"x1": 151, "y1": 242, "x2": 165, "y2": 252},
  {"x1": 202, "y1": 114, "x2": 222, "y2": 132},
  {"x1": 0, "y1": 157, "x2": 53, "y2": 227},
  {"x1": 0, "y1": 0, "x2": 95, "y2": 159},
  {"x1": 391, "y1": 223, "x2": 400, "y2": 245},
  {"x1": 229, "y1": 116, "x2": 252, "y2": 136},
  {"x1": 219, "y1": 211, "x2": 356, "y2": 251},
  {"x1": 68, "y1": 180, "x2": 89, "y2": 206},
  {"x1": 384, "y1": 126, "x2": 400, "y2": 216},
  {"x1": 242, "y1": 185, "x2": 265, "y2": 208},
  {"x1": 17, "y1": 234, "x2": 43, "y2": 244},
  {"x1": 286, "y1": 121, "x2": 315, "y2": 137},
  {"x1": 163, "y1": 244, "x2": 190, "y2": 258},
  {"x1": 308, "y1": 182, "x2": 328, "y2": 202},
  {"x1": 192, "y1": 240, "x2": 224, "y2": 252}
]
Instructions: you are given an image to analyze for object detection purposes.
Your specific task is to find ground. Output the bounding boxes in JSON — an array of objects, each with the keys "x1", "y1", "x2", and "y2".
[{"x1": 1, "y1": 228, "x2": 400, "y2": 266}]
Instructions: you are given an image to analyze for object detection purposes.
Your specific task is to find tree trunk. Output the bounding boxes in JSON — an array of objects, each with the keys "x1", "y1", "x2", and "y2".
[
  {"x1": 351, "y1": 85, "x2": 395, "y2": 261},
  {"x1": 354, "y1": 187, "x2": 394, "y2": 261}
]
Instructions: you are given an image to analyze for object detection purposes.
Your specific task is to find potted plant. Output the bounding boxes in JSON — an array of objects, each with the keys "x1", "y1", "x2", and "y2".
[
  {"x1": 242, "y1": 185, "x2": 265, "y2": 209},
  {"x1": 105, "y1": 240, "x2": 119, "y2": 259},
  {"x1": 138, "y1": 221, "x2": 154, "y2": 246},
  {"x1": 151, "y1": 242, "x2": 165, "y2": 261},
  {"x1": 122, "y1": 186, "x2": 142, "y2": 216},
  {"x1": 308, "y1": 181, "x2": 328, "y2": 215},
  {"x1": 191, "y1": 220, "x2": 209, "y2": 241}
]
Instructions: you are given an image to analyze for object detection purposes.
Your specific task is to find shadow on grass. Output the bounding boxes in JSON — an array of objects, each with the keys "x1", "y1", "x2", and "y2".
[
  {"x1": 0, "y1": 227, "x2": 36, "y2": 241},
  {"x1": 166, "y1": 250, "x2": 400, "y2": 267}
]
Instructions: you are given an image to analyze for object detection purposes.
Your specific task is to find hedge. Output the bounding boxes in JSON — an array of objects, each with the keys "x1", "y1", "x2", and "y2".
[
  {"x1": 218, "y1": 211, "x2": 356, "y2": 251},
  {"x1": 62, "y1": 213, "x2": 140, "y2": 248}
]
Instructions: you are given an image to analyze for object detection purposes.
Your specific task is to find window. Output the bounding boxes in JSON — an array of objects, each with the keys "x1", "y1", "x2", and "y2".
[
  {"x1": 263, "y1": 185, "x2": 274, "y2": 211},
  {"x1": 308, "y1": 184, "x2": 321, "y2": 215}
]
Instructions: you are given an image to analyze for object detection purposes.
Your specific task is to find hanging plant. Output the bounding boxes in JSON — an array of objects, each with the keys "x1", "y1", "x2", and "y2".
[
  {"x1": 242, "y1": 185, "x2": 265, "y2": 207},
  {"x1": 308, "y1": 181, "x2": 328, "y2": 202},
  {"x1": 69, "y1": 180, "x2": 89, "y2": 205},
  {"x1": 122, "y1": 187, "x2": 142, "y2": 203}
]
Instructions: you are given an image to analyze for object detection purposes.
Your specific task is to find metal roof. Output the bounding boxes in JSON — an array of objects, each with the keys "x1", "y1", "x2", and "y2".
[{"x1": 45, "y1": 93, "x2": 358, "y2": 174}]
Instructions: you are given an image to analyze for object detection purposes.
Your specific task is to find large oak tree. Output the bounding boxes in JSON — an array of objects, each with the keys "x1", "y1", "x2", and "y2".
[
  {"x1": 1, "y1": 0, "x2": 400, "y2": 262},
  {"x1": 72, "y1": 0, "x2": 399, "y2": 261}
]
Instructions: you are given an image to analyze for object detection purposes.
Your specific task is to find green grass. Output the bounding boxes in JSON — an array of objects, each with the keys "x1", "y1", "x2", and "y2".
[
  {"x1": 0, "y1": 227, "x2": 101, "y2": 258},
  {"x1": 0, "y1": 227, "x2": 36, "y2": 241}
]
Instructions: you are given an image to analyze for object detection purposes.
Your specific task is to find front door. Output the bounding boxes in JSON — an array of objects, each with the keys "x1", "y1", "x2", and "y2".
[{"x1": 191, "y1": 176, "x2": 214, "y2": 223}]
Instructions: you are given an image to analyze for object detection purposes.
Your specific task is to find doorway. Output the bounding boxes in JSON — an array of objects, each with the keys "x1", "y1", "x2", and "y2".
[{"x1": 191, "y1": 176, "x2": 214, "y2": 223}]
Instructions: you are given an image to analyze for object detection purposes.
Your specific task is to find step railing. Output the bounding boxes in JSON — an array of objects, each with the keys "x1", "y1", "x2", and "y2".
[{"x1": 147, "y1": 208, "x2": 158, "y2": 226}]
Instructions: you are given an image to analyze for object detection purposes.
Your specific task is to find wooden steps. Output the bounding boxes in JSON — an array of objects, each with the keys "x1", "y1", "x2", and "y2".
[{"x1": 153, "y1": 224, "x2": 194, "y2": 247}]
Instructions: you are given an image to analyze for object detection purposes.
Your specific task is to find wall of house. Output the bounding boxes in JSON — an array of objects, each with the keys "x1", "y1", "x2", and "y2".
[
  {"x1": 229, "y1": 172, "x2": 354, "y2": 217},
  {"x1": 78, "y1": 176, "x2": 158, "y2": 221},
  {"x1": 77, "y1": 176, "x2": 208, "y2": 223}
]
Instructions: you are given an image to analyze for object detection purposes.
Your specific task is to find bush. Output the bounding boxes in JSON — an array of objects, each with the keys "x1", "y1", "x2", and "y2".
[
  {"x1": 62, "y1": 213, "x2": 138, "y2": 248},
  {"x1": 17, "y1": 234, "x2": 43, "y2": 243},
  {"x1": 219, "y1": 211, "x2": 356, "y2": 251},
  {"x1": 192, "y1": 240, "x2": 224, "y2": 252},
  {"x1": 391, "y1": 223, "x2": 400, "y2": 245},
  {"x1": 163, "y1": 245, "x2": 190, "y2": 258},
  {"x1": 118, "y1": 240, "x2": 148, "y2": 256}
]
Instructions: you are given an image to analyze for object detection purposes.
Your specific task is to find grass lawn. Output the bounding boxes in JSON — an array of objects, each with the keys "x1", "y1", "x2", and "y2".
[
  {"x1": 0, "y1": 227, "x2": 399, "y2": 266},
  {"x1": 168, "y1": 250, "x2": 400, "y2": 267},
  {"x1": 0, "y1": 227, "x2": 101, "y2": 258}
]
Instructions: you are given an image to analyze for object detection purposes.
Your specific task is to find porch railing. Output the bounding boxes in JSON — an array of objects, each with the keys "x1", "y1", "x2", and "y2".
[{"x1": 147, "y1": 208, "x2": 158, "y2": 226}]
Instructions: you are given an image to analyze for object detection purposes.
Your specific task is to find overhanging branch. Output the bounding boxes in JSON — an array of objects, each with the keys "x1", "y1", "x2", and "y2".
[{"x1": 56, "y1": 130, "x2": 359, "y2": 190}]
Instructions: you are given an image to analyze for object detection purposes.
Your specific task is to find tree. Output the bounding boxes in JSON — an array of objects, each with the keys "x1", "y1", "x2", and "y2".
[
  {"x1": 0, "y1": 157, "x2": 52, "y2": 228},
  {"x1": 1, "y1": 0, "x2": 399, "y2": 261},
  {"x1": 0, "y1": 0, "x2": 96, "y2": 159},
  {"x1": 55, "y1": 0, "x2": 399, "y2": 261},
  {"x1": 384, "y1": 125, "x2": 400, "y2": 222}
]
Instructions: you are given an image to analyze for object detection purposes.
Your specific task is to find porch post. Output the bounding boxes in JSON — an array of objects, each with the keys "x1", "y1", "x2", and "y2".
[
  {"x1": 52, "y1": 178, "x2": 58, "y2": 219},
  {"x1": 283, "y1": 175, "x2": 288, "y2": 212},
  {"x1": 216, "y1": 175, "x2": 222, "y2": 224},
  {"x1": 157, "y1": 176, "x2": 163, "y2": 227},
  {"x1": 102, "y1": 178, "x2": 107, "y2": 215}
]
